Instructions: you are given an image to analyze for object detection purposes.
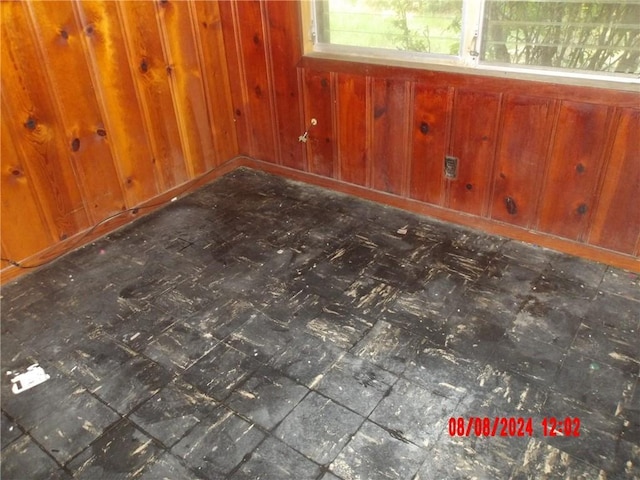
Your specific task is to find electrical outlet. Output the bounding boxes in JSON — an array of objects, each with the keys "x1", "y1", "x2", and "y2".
[{"x1": 444, "y1": 156, "x2": 458, "y2": 179}]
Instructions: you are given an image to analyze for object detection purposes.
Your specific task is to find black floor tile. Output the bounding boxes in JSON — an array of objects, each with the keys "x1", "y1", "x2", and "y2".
[
  {"x1": 274, "y1": 391, "x2": 364, "y2": 465},
  {"x1": 138, "y1": 453, "x2": 200, "y2": 480},
  {"x1": 315, "y1": 352, "x2": 396, "y2": 417},
  {"x1": 369, "y1": 378, "x2": 459, "y2": 448},
  {"x1": 305, "y1": 303, "x2": 374, "y2": 350},
  {"x1": 414, "y1": 434, "x2": 524, "y2": 480},
  {"x1": 172, "y1": 407, "x2": 265, "y2": 477},
  {"x1": 553, "y1": 351, "x2": 636, "y2": 416},
  {"x1": 511, "y1": 293, "x2": 586, "y2": 349},
  {"x1": 268, "y1": 329, "x2": 343, "y2": 387},
  {"x1": 104, "y1": 304, "x2": 176, "y2": 352},
  {"x1": 401, "y1": 346, "x2": 484, "y2": 400},
  {"x1": 1, "y1": 412, "x2": 22, "y2": 450},
  {"x1": 129, "y1": 379, "x2": 219, "y2": 448},
  {"x1": 226, "y1": 366, "x2": 309, "y2": 430},
  {"x1": 183, "y1": 342, "x2": 260, "y2": 401},
  {"x1": 352, "y1": 320, "x2": 429, "y2": 375},
  {"x1": 28, "y1": 385, "x2": 118, "y2": 463},
  {"x1": 90, "y1": 356, "x2": 172, "y2": 415},
  {"x1": 0, "y1": 435, "x2": 71, "y2": 480},
  {"x1": 599, "y1": 267, "x2": 640, "y2": 301},
  {"x1": 229, "y1": 436, "x2": 322, "y2": 479},
  {"x1": 225, "y1": 310, "x2": 297, "y2": 364},
  {"x1": 510, "y1": 438, "x2": 603, "y2": 480},
  {"x1": 2, "y1": 168, "x2": 637, "y2": 479},
  {"x1": 182, "y1": 297, "x2": 256, "y2": 341},
  {"x1": 330, "y1": 420, "x2": 426, "y2": 480},
  {"x1": 68, "y1": 419, "x2": 160, "y2": 479},
  {"x1": 143, "y1": 322, "x2": 219, "y2": 372}
]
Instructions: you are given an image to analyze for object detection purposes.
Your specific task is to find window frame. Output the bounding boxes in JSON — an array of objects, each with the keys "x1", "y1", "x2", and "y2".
[{"x1": 303, "y1": 0, "x2": 640, "y2": 91}]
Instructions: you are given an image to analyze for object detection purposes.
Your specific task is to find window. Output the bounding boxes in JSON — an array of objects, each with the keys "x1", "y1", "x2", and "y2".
[{"x1": 310, "y1": 0, "x2": 640, "y2": 81}]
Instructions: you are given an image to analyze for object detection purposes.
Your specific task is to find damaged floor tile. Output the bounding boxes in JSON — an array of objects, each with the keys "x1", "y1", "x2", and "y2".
[{"x1": 1, "y1": 168, "x2": 637, "y2": 479}]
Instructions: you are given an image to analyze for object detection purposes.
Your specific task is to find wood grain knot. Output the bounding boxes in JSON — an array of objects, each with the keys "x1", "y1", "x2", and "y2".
[
  {"x1": 24, "y1": 117, "x2": 37, "y2": 130},
  {"x1": 140, "y1": 59, "x2": 148, "y2": 73},
  {"x1": 576, "y1": 163, "x2": 585, "y2": 174},
  {"x1": 60, "y1": 29, "x2": 69, "y2": 40},
  {"x1": 96, "y1": 128, "x2": 107, "y2": 137},
  {"x1": 577, "y1": 203, "x2": 588, "y2": 215},
  {"x1": 71, "y1": 138, "x2": 80, "y2": 152},
  {"x1": 504, "y1": 196, "x2": 517, "y2": 215},
  {"x1": 466, "y1": 183, "x2": 473, "y2": 190},
  {"x1": 11, "y1": 169, "x2": 22, "y2": 177},
  {"x1": 420, "y1": 122, "x2": 429, "y2": 134}
]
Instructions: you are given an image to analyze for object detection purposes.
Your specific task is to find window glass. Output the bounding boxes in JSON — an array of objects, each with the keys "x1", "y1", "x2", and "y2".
[
  {"x1": 481, "y1": 1, "x2": 640, "y2": 75},
  {"x1": 315, "y1": 0, "x2": 464, "y2": 56},
  {"x1": 313, "y1": 0, "x2": 640, "y2": 78}
]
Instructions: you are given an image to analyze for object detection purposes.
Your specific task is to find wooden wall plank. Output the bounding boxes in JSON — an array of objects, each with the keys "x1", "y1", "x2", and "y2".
[
  {"x1": 224, "y1": 0, "x2": 277, "y2": 162},
  {"x1": 26, "y1": 1, "x2": 125, "y2": 222},
  {"x1": 217, "y1": 0, "x2": 253, "y2": 158},
  {"x1": 74, "y1": 0, "x2": 161, "y2": 203},
  {"x1": 588, "y1": 108, "x2": 640, "y2": 255},
  {"x1": 371, "y1": 78, "x2": 409, "y2": 195},
  {"x1": 409, "y1": 84, "x2": 450, "y2": 205},
  {"x1": 446, "y1": 89, "x2": 501, "y2": 216},
  {"x1": 116, "y1": 0, "x2": 188, "y2": 191},
  {"x1": 191, "y1": 0, "x2": 239, "y2": 164},
  {"x1": 336, "y1": 73, "x2": 368, "y2": 187},
  {"x1": 490, "y1": 94, "x2": 554, "y2": 228},
  {"x1": 1, "y1": 4, "x2": 90, "y2": 241},
  {"x1": 156, "y1": 0, "x2": 217, "y2": 176},
  {"x1": 1, "y1": 111, "x2": 55, "y2": 261},
  {"x1": 303, "y1": 69, "x2": 335, "y2": 177},
  {"x1": 264, "y1": 0, "x2": 305, "y2": 169},
  {"x1": 537, "y1": 101, "x2": 611, "y2": 241}
]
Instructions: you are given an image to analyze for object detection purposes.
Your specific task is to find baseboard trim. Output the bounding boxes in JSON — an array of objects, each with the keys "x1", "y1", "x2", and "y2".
[
  {"x1": 2, "y1": 155, "x2": 638, "y2": 285},
  {"x1": 237, "y1": 157, "x2": 640, "y2": 274}
]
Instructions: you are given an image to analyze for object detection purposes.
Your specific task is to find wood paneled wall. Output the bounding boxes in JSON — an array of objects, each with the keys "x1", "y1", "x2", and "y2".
[
  {"x1": 219, "y1": 1, "x2": 639, "y2": 271},
  {"x1": 1, "y1": 0, "x2": 238, "y2": 281},
  {"x1": 2, "y1": 0, "x2": 639, "y2": 282}
]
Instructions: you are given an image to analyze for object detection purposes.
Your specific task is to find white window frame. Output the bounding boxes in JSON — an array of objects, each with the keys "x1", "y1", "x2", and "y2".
[{"x1": 305, "y1": 0, "x2": 640, "y2": 90}]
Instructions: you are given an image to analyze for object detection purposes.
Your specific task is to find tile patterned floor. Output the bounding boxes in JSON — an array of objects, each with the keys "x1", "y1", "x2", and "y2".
[{"x1": 1, "y1": 168, "x2": 639, "y2": 479}]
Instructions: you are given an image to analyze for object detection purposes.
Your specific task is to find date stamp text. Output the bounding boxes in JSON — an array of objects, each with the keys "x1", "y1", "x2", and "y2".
[{"x1": 448, "y1": 417, "x2": 581, "y2": 437}]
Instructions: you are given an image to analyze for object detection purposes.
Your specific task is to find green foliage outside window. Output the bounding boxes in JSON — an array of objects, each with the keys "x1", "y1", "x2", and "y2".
[{"x1": 316, "y1": 0, "x2": 640, "y2": 76}]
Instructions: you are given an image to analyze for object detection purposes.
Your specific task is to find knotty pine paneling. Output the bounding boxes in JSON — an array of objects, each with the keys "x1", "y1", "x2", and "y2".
[
  {"x1": 1, "y1": 5, "x2": 90, "y2": 241},
  {"x1": 116, "y1": 0, "x2": 187, "y2": 191},
  {"x1": 264, "y1": 0, "x2": 305, "y2": 170},
  {"x1": 537, "y1": 101, "x2": 611, "y2": 241},
  {"x1": 336, "y1": 73, "x2": 369, "y2": 187},
  {"x1": 219, "y1": 0, "x2": 277, "y2": 162},
  {"x1": 192, "y1": 0, "x2": 239, "y2": 163},
  {"x1": 26, "y1": 1, "x2": 126, "y2": 223},
  {"x1": 1, "y1": 112, "x2": 55, "y2": 260},
  {"x1": 74, "y1": 0, "x2": 163, "y2": 200},
  {"x1": 302, "y1": 69, "x2": 335, "y2": 177},
  {"x1": 409, "y1": 84, "x2": 451, "y2": 206},
  {"x1": 489, "y1": 94, "x2": 555, "y2": 228},
  {"x1": 588, "y1": 108, "x2": 640, "y2": 255},
  {"x1": 189, "y1": 0, "x2": 639, "y2": 269},
  {"x1": 156, "y1": 0, "x2": 217, "y2": 177},
  {"x1": 1, "y1": 0, "x2": 238, "y2": 280},
  {"x1": 446, "y1": 89, "x2": 501, "y2": 217},
  {"x1": 2, "y1": 0, "x2": 638, "y2": 282},
  {"x1": 371, "y1": 78, "x2": 411, "y2": 196}
]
